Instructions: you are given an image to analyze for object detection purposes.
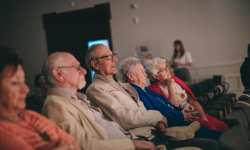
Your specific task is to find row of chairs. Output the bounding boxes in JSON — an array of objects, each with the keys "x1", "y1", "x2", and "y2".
[
  {"x1": 218, "y1": 96, "x2": 250, "y2": 150},
  {"x1": 189, "y1": 76, "x2": 249, "y2": 149},
  {"x1": 189, "y1": 76, "x2": 237, "y2": 120}
]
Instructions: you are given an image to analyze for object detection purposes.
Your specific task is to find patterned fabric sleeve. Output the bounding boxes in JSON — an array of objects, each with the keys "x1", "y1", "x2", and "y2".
[
  {"x1": 0, "y1": 110, "x2": 75, "y2": 150},
  {"x1": 24, "y1": 110, "x2": 75, "y2": 143},
  {"x1": 0, "y1": 124, "x2": 34, "y2": 150}
]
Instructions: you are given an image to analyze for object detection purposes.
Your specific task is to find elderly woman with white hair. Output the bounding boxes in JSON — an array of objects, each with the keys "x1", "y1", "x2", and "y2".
[
  {"x1": 145, "y1": 57, "x2": 228, "y2": 133},
  {"x1": 118, "y1": 57, "x2": 223, "y2": 141}
]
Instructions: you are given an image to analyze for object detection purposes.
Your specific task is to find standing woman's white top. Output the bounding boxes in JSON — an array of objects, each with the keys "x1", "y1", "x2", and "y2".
[
  {"x1": 173, "y1": 51, "x2": 193, "y2": 69},
  {"x1": 172, "y1": 40, "x2": 193, "y2": 85}
]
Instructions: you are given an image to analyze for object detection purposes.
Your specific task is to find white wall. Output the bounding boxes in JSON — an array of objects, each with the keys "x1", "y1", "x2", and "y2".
[{"x1": 1, "y1": 0, "x2": 250, "y2": 95}]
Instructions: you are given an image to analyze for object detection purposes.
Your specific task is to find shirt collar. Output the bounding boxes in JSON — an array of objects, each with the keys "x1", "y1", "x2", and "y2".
[
  {"x1": 94, "y1": 73, "x2": 115, "y2": 82},
  {"x1": 51, "y1": 87, "x2": 77, "y2": 99}
]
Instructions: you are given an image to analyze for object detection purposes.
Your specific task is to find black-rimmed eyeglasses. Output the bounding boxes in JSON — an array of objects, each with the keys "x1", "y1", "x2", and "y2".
[
  {"x1": 58, "y1": 65, "x2": 81, "y2": 71},
  {"x1": 92, "y1": 53, "x2": 117, "y2": 61}
]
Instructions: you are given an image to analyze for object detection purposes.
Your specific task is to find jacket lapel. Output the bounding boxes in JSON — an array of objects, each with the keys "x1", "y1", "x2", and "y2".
[
  {"x1": 49, "y1": 91, "x2": 93, "y2": 117},
  {"x1": 48, "y1": 91, "x2": 111, "y2": 139},
  {"x1": 94, "y1": 74, "x2": 135, "y2": 100}
]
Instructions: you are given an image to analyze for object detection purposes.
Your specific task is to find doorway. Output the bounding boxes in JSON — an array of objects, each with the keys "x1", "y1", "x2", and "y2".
[{"x1": 43, "y1": 3, "x2": 113, "y2": 93}]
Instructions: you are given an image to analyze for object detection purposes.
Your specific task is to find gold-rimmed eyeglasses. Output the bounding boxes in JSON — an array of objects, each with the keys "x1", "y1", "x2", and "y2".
[
  {"x1": 92, "y1": 53, "x2": 117, "y2": 61},
  {"x1": 156, "y1": 66, "x2": 169, "y2": 75},
  {"x1": 58, "y1": 65, "x2": 81, "y2": 71}
]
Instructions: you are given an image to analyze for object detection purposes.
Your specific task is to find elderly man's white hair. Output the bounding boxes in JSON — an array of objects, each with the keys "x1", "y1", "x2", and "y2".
[
  {"x1": 42, "y1": 52, "x2": 68, "y2": 85},
  {"x1": 118, "y1": 57, "x2": 141, "y2": 82},
  {"x1": 145, "y1": 57, "x2": 166, "y2": 81}
]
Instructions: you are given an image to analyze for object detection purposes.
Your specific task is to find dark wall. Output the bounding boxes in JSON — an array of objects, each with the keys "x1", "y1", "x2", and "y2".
[{"x1": 43, "y1": 3, "x2": 113, "y2": 93}]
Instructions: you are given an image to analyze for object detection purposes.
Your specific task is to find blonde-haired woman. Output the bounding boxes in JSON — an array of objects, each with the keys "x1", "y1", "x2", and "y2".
[
  {"x1": 146, "y1": 57, "x2": 228, "y2": 133},
  {"x1": 118, "y1": 57, "x2": 223, "y2": 143}
]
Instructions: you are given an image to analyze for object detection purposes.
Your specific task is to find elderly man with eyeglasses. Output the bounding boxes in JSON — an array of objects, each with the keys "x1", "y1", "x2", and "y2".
[
  {"x1": 41, "y1": 52, "x2": 157, "y2": 150},
  {"x1": 86, "y1": 44, "x2": 220, "y2": 150}
]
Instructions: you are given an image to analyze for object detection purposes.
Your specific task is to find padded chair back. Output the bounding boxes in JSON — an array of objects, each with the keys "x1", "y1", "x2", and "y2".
[
  {"x1": 219, "y1": 124, "x2": 250, "y2": 150},
  {"x1": 216, "y1": 84, "x2": 224, "y2": 97},
  {"x1": 202, "y1": 80, "x2": 221, "y2": 103},
  {"x1": 224, "y1": 110, "x2": 250, "y2": 140},
  {"x1": 234, "y1": 103, "x2": 250, "y2": 140},
  {"x1": 189, "y1": 84, "x2": 199, "y2": 97},
  {"x1": 207, "y1": 79, "x2": 216, "y2": 88},
  {"x1": 201, "y1": 80, "x2": 210, "y2": 92},
  {"x1": 195, "y1": 82, "x2": 205, "y2": 94},
  {"x1": 213, "y1": 75, "x2": 223, "y2": 85},
  {"x1": 207, "y1": 79, "x2": 224, "y2": 96},
  {"x1": 239, "y1": 94, "x2": 250, "y2": 104}
]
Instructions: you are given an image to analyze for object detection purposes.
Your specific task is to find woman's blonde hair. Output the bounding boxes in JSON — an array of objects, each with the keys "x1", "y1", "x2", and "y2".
[{"x1": 145, "y1": 57, "x2": 166, "y2": 81}]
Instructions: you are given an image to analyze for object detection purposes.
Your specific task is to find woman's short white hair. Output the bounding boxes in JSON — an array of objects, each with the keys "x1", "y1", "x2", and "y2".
[
  {"x1": 118, "y1": 57, "x2": 141, "y2": 82},
  {"x1": 145, "y1": 57, "x2": 166, "y2": 81}
]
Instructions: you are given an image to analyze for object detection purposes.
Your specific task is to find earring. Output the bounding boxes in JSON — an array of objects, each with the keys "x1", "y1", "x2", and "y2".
[{"x1": 155, "y1": 76, "x2": 159, "y2": 80}]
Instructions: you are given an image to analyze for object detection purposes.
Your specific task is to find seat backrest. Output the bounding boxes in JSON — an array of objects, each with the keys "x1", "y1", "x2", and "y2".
[
  {"x1": 239, "y1": 94, "x2": 250, "y2": 104},
  {"x1": 189, "y1": 84, "x2": 199, "y2": 97},
  {"x1": 201, "y1": 80, "x2": 210, "y2": 92},
  {"x1": 206, "y1": 79, "x2": 216, "y2": 88},
  {"x1": 224, "y1": 110, "x2": 250, "y2": 139},
  {"x1": 213, "y1": 75, "x2": 223, "y2": 85},
  {"x1": 202, "y1": 80, "x2": 220, "y2": 102},
  {"x1": 234, "y1": 103, "x2": 250, "y2": 140},
  {"x1": 219, "y1": 124, "x2": 250, "y2": 150},
  {"x1": 207, "y1": 79, "x2": 225, "y2": 97},
  {"x1": 195, "y1": 82, "x2": 205, "y2": 94}
]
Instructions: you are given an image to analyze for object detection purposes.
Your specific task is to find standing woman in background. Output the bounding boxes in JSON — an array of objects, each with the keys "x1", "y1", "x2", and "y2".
[{"x1": 172, "y1": 40, "x2": 193, "y2": 86}]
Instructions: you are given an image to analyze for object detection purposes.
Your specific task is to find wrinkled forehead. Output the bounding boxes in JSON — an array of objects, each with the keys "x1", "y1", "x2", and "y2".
[
  {"x1": 63, "y1": 53, "x2": 80, "y2": 65},
  {"x1": 137, "y1": 63, "x2": 144, "y2": 69},
  {"x1": 94, "y1": 45, "x2": 112, "y2": 57},
  {"x1": 133, "y1": 63, "x2": 144, "y2": 72},
  {"x1": 157, "y1": 62, "x2": 166, "y2": 70}
]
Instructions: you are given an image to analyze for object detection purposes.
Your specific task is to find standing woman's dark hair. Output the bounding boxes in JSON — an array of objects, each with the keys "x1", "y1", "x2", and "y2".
[
  {"x1": 173, "y1": 40, "x2": 185, "y2": 59},
  {"x1": 171, "y1": 40, "x2": 193, "y2": 86}
]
